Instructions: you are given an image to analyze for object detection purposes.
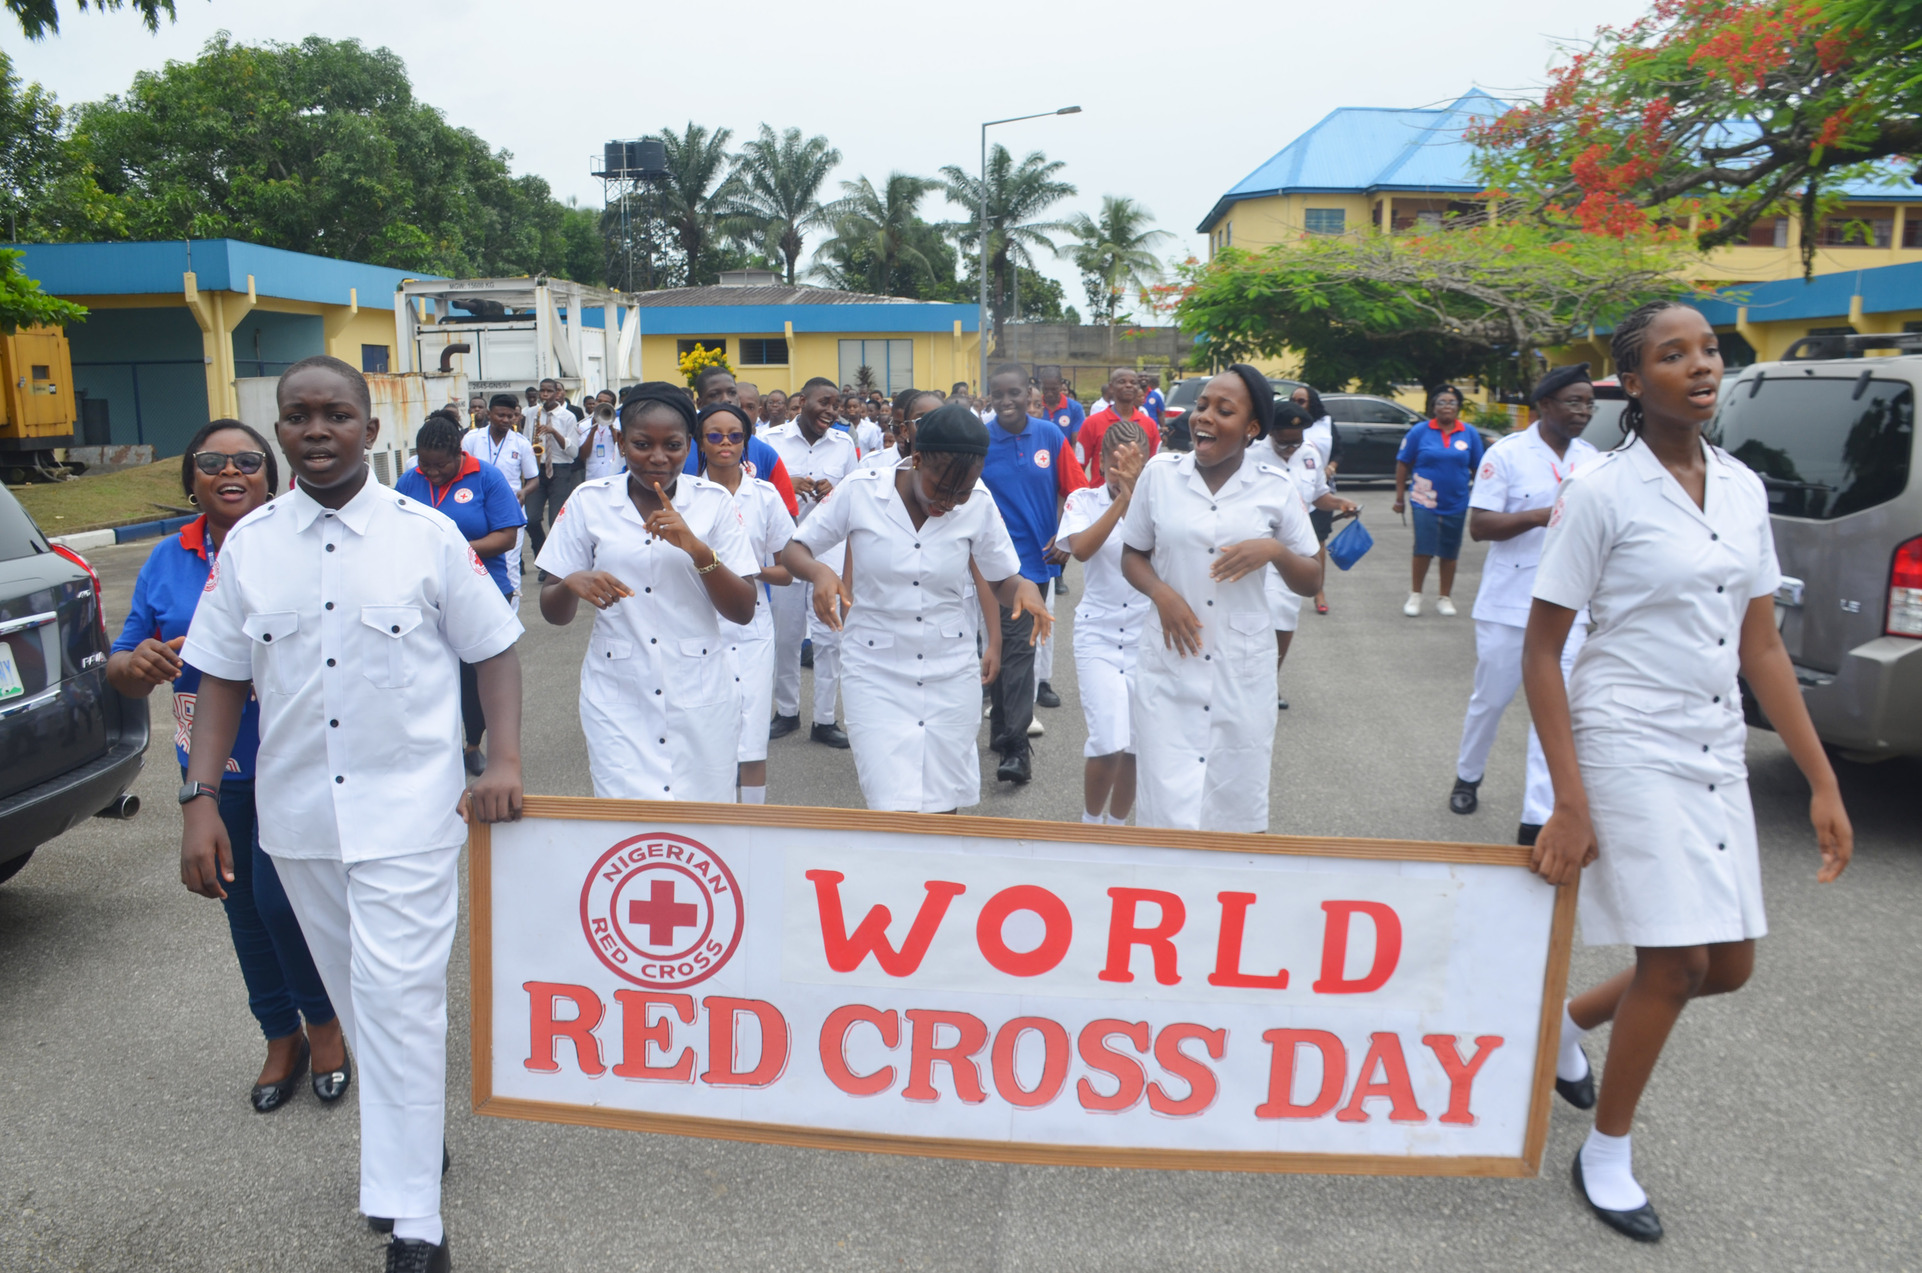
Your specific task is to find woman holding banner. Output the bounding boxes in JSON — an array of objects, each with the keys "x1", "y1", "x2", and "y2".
[
  {"x1": 1119, "y1": 366, "x2": 1321, "y2": 832},
  {"x1": 1524, "y1": 301, "x2": 1852, "y2": 1243}
]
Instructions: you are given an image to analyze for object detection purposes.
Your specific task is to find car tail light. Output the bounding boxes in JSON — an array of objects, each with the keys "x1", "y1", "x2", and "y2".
[
  {"x1": 1889, "y1": 535, "x2": 1922, "y2": 638},
  {"x1": 50, "y1": 542, "x2": 110, "y2": 648}
]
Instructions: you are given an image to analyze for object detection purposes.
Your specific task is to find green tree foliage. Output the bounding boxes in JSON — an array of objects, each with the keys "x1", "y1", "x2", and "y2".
[
  {"x1": 0, "y1": 247, "x2": 86, "y2": 331},
  {"x1": 1063, "y1": 195, "x2": 1172, "y2": 327},
  {"x1": 811, "y1": 172, "x2": 940, "y2": 296},
  {"x1": 7, "y1": 0, "x2": 173, "y2": 39},
  {"x1": 940, "y1": 146, "x2": 1075, "y2": 346},
  {"x1": 650, "y1": 122, "x2": 735, "y2": 286},
  {"x1": 1176, "y1": 220, "x2": 1684, "y2": 395},
  {"x1": 715, "y1": 125, "x2": 842, "y2": 285}
]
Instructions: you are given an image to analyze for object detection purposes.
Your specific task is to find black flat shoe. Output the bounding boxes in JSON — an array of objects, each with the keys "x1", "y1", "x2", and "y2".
[
  {"x1": 370, "y1": 1148, "x2": 451, "y2": 1233},
  {"x1": 312, "y1": 1049, "x2": 352, "y2": 1103},
  {"x1": 1518, "y1": 821, "x2": 1543, "y2": 846},
  {"x1": 1276, "y1": 698, "x2": 1289, "y2": 710},
  {"x1": 1557, "y1": 1060, "x2": 1596, "y2": 1110},
  {"x1": 384, "y1": 1235, "x2": 451, "y2": 1272},
  {"x1": 810, "y1": 722, "x2": 850, "y2": 749},
  {"x1": 1035, "y1": 681, "x2": 1061, "y2": 709},
  {"x1": 250, "y1": 1038, "x2": 309, "y2": 1113},
  {"x1": 996, "y1": 749, "x2": 1032, "y2": 785},
  {"x1": 1573, "y1": 1151, "x2": 1663, "y2": 1242},
  {"x1": 768, "y1": 714, "x2": 800, "y2": 740},
  {"x1": 1449, "y1": 777, "x2": 1480, "y2": 815},
  {"x1": 800, "y1": 641, "x2": 814, "y2": 669},
  {"x1": 462, "y1": 748, "x2": 486, "y2": 777}
]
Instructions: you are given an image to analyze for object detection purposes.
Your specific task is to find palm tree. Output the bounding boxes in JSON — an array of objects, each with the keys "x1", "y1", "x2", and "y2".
[
  {"x1": 1063, "y1": 195, "x2": 1173, "y2": 327},
  {"x1": 651, "y1": 122, "x2": 733, "y2": 285},
  {"x1": 811, "y1": 172, "x2": 937, "y2": 295},
  {"x1": 940, "y1": 145, "x2": 1076, "y2": 349},
  {"x1": 714, "y1": 125, "x2": 842, "y2": 284}
]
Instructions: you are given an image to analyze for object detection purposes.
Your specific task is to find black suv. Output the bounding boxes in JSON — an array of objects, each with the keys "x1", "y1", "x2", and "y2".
[{"x1": 0, "y1": 486, "x2": 148, "y2": 883}]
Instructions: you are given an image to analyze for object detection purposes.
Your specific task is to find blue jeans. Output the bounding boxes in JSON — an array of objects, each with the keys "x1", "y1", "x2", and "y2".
[
  {"x1": 1411, "y1": 506, "x2": 1466, "y2": 560},
  {"x1": 193, "y1": 770, "x2": 336, "y2": 1039}
]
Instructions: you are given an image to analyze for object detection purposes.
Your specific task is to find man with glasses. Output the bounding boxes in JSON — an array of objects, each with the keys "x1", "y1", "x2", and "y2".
[{"x1": 1449, "y1": 364, "x2": 1601, "y2": 844}]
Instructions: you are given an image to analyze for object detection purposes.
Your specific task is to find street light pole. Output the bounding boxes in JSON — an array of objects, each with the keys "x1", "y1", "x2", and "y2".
[{"x1": 977, "y1": 106, "x2": 1081, "y2": 400}]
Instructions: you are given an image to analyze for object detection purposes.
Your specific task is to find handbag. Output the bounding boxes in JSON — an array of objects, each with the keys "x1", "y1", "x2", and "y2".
[{"x1": 1325, "y1": 515, "x2": 1374, "y2": 571}]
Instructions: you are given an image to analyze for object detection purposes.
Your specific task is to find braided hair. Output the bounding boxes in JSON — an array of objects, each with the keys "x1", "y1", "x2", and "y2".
[
  {"x1": 415, "y1": 413, "x2": 465, "y2": 457},
  {"x1": 1102, "y1": 415, "x2": 1148, "y2": 457},
  {"x1": 1610, "y1": 299, "x2": 1688, "y2": 443}
]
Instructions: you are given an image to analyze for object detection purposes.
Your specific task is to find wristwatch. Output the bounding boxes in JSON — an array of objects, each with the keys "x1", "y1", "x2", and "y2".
[{"x1": 178, "y1": 781, "x2": 219, "y2": 806}]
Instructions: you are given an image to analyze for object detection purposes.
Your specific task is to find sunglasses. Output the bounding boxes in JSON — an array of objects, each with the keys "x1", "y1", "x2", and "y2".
[
  {"x1": 704, "y1": 431, "x2": 747, "y2": 446},
  {"x1": 192, "y1": 450, "x2": 267, "y2": 476}
]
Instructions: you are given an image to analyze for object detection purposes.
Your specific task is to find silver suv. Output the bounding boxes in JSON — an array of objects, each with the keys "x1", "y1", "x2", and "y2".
[{"x1": 1713, "y1": 334, "x2": 1922, "y2": 760}]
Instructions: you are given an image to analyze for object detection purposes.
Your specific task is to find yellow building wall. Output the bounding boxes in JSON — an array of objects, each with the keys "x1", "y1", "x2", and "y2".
[{"x1": 637, "y1": 329, "x2": 980, "y2": 397}]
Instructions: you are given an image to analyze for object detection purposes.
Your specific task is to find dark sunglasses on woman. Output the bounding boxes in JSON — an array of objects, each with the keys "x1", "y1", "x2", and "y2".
[
  {"x1": 704, "y1": 430, "x2": 746, "y2": 446},
  {"x1": 193, "y1": 450, "x2": 268, "y2": 476}
]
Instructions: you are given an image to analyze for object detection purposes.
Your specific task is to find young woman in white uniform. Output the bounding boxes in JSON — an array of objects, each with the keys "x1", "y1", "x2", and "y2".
[
  {"x1": 1525, "y1": 303, "x2": 1853, "y2": 1242},
  {"x1": 696, "y1": 402, "x2": 797, "y2": 805},
  {"x1": 1261, "y1": 401, "x2": 1358, "y2": 708},
  {"x1": 1120, "y1": 366, "x2": 1322, "y2": 833},
  {"x1": 1057, "y1": 420, "x2": 1149, "y2": 825},
  {"x1": 537, "y1": 383, "x2": 758, "y2": 802},
  {"x1": 782, "y1": 404, "x2": 1050, "y2": 814}
]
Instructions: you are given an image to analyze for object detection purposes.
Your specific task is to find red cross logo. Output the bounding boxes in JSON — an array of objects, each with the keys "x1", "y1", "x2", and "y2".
[
  {"x1": 628, "y1": 878, "x2": 699, "y2": 945},
  {"x1": 580, "y1": 833, "x2": 745, "y2": 989}
]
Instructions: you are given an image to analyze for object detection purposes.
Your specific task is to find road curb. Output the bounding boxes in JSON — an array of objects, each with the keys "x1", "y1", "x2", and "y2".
[{"x1": 49, "y1": 514, "x2": 196, "y2": 553}]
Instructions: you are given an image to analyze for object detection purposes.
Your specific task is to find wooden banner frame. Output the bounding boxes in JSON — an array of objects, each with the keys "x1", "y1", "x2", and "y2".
[{"x1": 469, "y1": 796, "x2": 1578, "y2": 1178}]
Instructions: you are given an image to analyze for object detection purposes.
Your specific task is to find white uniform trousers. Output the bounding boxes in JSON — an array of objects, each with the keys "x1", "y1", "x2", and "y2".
[
  {"x1": 271, "y1": 845, "x2": 460, "y2": 1227},
  {"x1": 770, "y1": 578, "x2": 841, "y2": 725},
  {"x1": 1455, "y1": 619, "x2": 1584, "y2": 825},
  {"x1": 1034, "y1": 579, "x2": 1057, "y2": 692}
]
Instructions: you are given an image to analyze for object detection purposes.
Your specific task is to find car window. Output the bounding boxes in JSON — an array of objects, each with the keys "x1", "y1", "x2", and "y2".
[
  {"x1": 1327, "y1": 397, "x2": 1417, "y2": 424},
  {"x1": 1585, "y1": 400, "x2": 1630, "y2": 453},
  {"x1": 1167, "y1": 380, "x2": 1203, "y2": 407},
  {"x1": 0, "y1": 487, "x2": 49, "y2": 563},
  {"x1": 1717, "y1": 375, "x2": 1914, "y2": 519}
]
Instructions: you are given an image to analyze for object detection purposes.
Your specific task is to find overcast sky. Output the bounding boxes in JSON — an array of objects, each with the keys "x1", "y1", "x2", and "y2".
[{"x1": 6, "y1": 0, "x2": 1646, "y2": 306}]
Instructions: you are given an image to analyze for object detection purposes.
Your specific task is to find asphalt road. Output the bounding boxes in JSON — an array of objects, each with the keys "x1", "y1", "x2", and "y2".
[{"x1": 2, "y1": 486, "x2": 1917, "y2": 1272}]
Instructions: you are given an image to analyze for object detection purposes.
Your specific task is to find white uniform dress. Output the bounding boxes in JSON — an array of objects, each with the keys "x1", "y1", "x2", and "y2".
[
  {"x1": 1261, "y1": 442, "x2": 1330, "y2": 633},
  {"x1": 720, "y1": 474, "x2": 797, "y2": 764},
  {"x1": 463, "y1": 427, "x2": 539, "y2": 585},
  {"x1": 182, "y1": 477, "x2": 522, "y2": 1228},
  {"x1": 791, "y1": 464, "x2": 1021, "y2": 813},
  {"x1": 1058, "y1": 484, "x2": 1148, "y2": 757},
  {"x1": 535, "y1": 473, "x2": 757, "y2": 802},
  {"x1": 764, "y1": 421, "x2": 857, "y2": 726},
  {"x1": 576, "y1": 415, "x2": 625, "y2": 481},
  {"x1": 1456, "y1": 423, "x2": 1600, "y2": 823},
  {"x1": 1534, "y1": 437, "x2": 1780, "y2": 947},
  {"x1": 1121, "y1": 451, "x2": 1320, "y2": 832}
]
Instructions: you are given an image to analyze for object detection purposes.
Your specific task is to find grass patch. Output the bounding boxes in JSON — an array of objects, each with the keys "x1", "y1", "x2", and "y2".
[{"x1": 9, "y1": 462, "x2": 194, "y2": 534}]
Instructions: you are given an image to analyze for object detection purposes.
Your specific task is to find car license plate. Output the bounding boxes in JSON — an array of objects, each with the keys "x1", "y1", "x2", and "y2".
[{"x1": 0, "y1": 643, "x2": 23, "y2": 701}]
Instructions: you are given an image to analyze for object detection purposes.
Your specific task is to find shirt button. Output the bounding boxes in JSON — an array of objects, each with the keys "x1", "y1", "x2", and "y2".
[
  {"x1": 659, "y1": 738, "x2": 666, "y2": 745},
  {"x1": 1709, "y1": 783, "x2": 1716, "y2": 791},
  {"x1": 326, "y1": 658, "x2": 336, "y2": 667},
  {"x1": 325, "y1": 602, "x2": 334, "y2": 610},
  {"x1": 390, "y1": 624, "x2": 400, "y2": 633},
  {"x1": 326, "y1": 543, "x2": 335, "y2": 552},
  {"x1": 1204, "y1": 654, "x2": 1212, "y2": 661},
  {"x1": 916, "y1": 680, "x2": 923, "y2": 687},
  {"x1": 1210, "y1": 505, "x2": 1217, "y2": 511},
  {"x1": 655, "y1": 689, "x2": 662, "y2": 695},
  {"x1": 262, "y1": 633, "x2": 272, "y2": 642},
  {"x1": 916, "y1": 654, "x2": 923, "y2": 660},
  {"x1": 329, "y1": 719, "x2": 338, "y2": 728},
  {"x1": 649, "y1": 638, "x2": 656, "y2": 644},
  {"x1": 645, "y1": 587, "x2": 652, "y2": 594},
  {"x1": 1206, "y1": 600, "x2": 1213, "y2": 606},
  {"x1": 1204, "y1": 705, "x2": 1210, "y2": 711},
  {"x1": 1713, "y1": 695, "x2": 1721, "y2": 703},
  {"x1": 334, "y1": 775, "x2": 344, "y2": 784},
  {"x1": 1711, "y1": 533, "x2": 1719, "y2": 541},
  {"x1": 1716, "y1": 585, "x2": 1725, "y2": 593},
  {"x1": 664, "y1": 786, "x2": 671, "y2": 793},
  {"x1": 1702, "y1": 744, "x2": 1710, "y2": 752},
  {"x1": 1718, "y1": 638, "x2": 1726, "y2": 646},
  {"x1": 912, "y1": 580, "x2": 919, "y2": 586},
  {"x1": 1718, "y1": 842, "x2": 1726, "y2": 851},
  {"x1": 914, "y1": 543, "x2": 921, "y2": 549},
  {"x1": 917, "y1": 721, "x2": 924, "y2": 726}
]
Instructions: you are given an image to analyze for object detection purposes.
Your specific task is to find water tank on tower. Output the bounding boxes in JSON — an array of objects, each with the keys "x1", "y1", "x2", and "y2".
[{"x1": 625, "y1": 139, "x2": 667, "y2": 180}]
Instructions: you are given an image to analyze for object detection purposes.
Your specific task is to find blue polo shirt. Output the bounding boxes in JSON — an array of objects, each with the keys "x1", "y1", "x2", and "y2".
[
  {"x1": 395, "y1": 455, "x2": 527, "y2": 598},
  {"x1": 113, "y1": 516, "x2": 261, "y2": 778},
  {"x1": 1395, "y1": 419, "x2": 1487, "y2": 517},
  {"x1": 981, "y1": 415, "x2": 1086, "y2": 583},
  {"x1": 1043, "y1": 394, "x2": 1084, "y2": 438},
  {"x1": 1143, "y1": 388, "x2": 1165, "y2": 424}
]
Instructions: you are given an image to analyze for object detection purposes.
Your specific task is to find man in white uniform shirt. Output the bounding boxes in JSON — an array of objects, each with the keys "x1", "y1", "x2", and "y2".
[
  {"x1": 575, "y1": 396, "x2": 624, "y2": 481},
  {"x1": 521, "y1": 378, "x2": 581, "y2": 568},
  {"x1": 463, "y1": 394, "x2": 540, "y2": 593},
  {"x1": 763, "y1": 377, "x2": 858, "y2": 746},
  {"x1": 181, "y1": 356, "x2": 524, "y2": 1272},
  {"x1": 1450, "y1": 364, "x2": 1601, "y2": 843}
]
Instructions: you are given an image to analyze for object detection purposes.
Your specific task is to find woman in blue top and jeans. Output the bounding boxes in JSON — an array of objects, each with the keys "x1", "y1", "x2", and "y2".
[
  {"x1": 107, "y1": 419, "x2": 344, "y2": 1112},
  {"x1": 1392, "y1": 385, "x2": 1486, "y2": 617}
]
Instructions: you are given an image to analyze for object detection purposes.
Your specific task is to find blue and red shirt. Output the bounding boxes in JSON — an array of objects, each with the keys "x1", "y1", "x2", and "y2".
[
  {"x1": 681, "y1": 434, "x2": 799, "y2": 516},
  {"x1": 1143, "y1": 387, "x2": 1165, "y2": 424},
  {"x1": 1042, "y1": 394, "x2": 1085, "y2": 438},
  {"x1": 113, "y1": 516, "x2": 261, "y2": 778},
  {"x1": 980, "y1": 415, "x2": 1088, "y2": 583},
  {"x1": 395, "y1": 454, "x2": 527, "y2": 598},
  {"x1": 1396, "y1": 418, "x2": 1487, "y2": 517}
]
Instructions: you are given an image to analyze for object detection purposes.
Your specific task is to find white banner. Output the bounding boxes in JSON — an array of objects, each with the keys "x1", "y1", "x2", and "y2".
[{"x1": 472, "y1": 801, "x2": 1574, "y2": 1176}]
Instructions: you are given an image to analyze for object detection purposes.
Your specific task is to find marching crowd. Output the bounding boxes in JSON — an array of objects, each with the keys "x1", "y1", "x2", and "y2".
[{"x1": 103, "y1": 299, "x2": 1852, "y2": 1269}]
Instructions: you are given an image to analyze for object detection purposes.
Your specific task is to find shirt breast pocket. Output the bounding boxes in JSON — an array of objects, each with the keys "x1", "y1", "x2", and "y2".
[
  {"x1": 676, "y1": 637, "x2": 727, "y2": 706},
  {"x1": 241, "y1": 611, "x2": 301, "y2": 696},
  {"x1": 358, "y1": 606, "x2": 423, "y2": 689},
  {"x1": 1227, "y1": 610, "x2": 1271, "y2": 658}
]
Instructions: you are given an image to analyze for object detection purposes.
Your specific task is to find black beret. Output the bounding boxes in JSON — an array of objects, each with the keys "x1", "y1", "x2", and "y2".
[
  {"x1": 620, "y1": 381, "x2": 697, "y2": 433},
  {"x1": 696, "y1": 402, "x2": 753, "y2": 432},
  {"x1": 1530, "y1": 363, "x2": 1592, "y2": 404},
  {"x1": 911, "y1": 403, "x2": 991, "y2": 456}
]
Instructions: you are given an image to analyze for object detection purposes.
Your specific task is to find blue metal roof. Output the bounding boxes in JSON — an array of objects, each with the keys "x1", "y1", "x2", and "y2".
[
  {"x1": 1198, "y1": 90, "x2": 1506, "y2": 232},
  {"x1": 1691, "y1": 258, "x2": 1922, "y2": 327},
  {"x1": 14, "y1": 239, "x2": 433, "y2": 308}
]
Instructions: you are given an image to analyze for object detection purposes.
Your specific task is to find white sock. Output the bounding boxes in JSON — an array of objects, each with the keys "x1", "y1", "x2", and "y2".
[
  {"x1": 1081, "y1": 810, "x2": 1104, "y2": 824},
  {"x1": 1558, "y1": 1002, "x2": 1591, "y2": 1083},
  {"x1": 1579, "y1": 1128, "x2": 1648, "y2": 1211},
  {"x1": 393, "y1": 1214, "x2": 444, "y2": 1245},
  {"x1": 740, "y1": 786, "x2": 766, "y2": 805},
  {"x1": 1105, "y1": 813, "x2": 1129, "y2": 826}
]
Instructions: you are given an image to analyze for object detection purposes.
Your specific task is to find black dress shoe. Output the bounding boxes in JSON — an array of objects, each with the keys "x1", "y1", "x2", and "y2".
[
  {"x1": 1054, "y1": 577, "x2": 1069, "y2": 598},
  {"x1": 800, "y1": 640, "x2": 814, "y2": 669},
  {"x1": 997, "y1": 749, "x2": 1032, "y2": 785},
  {"x1": 312, "y1": 1048, "x2": 352, "y2": 1103},
  {"x1": 1035, "y1": 681, "x2": 1061, "y2": 709},
  {"x1": 1556, "y1": 1060, "x2": 1597, "y2": 1110},
  {"x1": 768, "y1": 713, "x2": 800, "y2": 740},
  {"x1": 1518, "y1": 821, "x2": 1543, "y2": 847},
  {"x1": 250, "y1": 1038, "x2": 309, "y2": 1113},
  {"x1": 385, "y1": 1235, "x2": 451, "y2": 1272},
  {"x1": 462, "y1": 748, "x2": 486, "y2": 777},
  {"x1": 1572, "y1": 1151, "x2": 1663, "y2": 1242},
  {"x1": 810, "y1": 722, "x2": 850, "y2": 749},
  {"x1": 1276, "y1": 698, "x2": 1289, "y2": 710},
  {"x1": 1449, "y1": 777, "x2": 1480, "y2": 815}
]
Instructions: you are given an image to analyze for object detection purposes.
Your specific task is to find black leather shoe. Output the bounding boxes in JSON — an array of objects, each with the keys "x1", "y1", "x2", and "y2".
[
  {"x1": 384, "y1": 1235, "x2": 451, "y2": 1272},
  {"x1": 800, "y1": 640, "x2": 814, "y2": 669},
  {"x1": 312, "y1": 1049, "x2": 352, "y2": 1103},
  {"x1": 1449, "y1": 777, "x2": 1480, "y2": 815},
  {"x1": 462, "y1": 748, "x2": 486, "y2": 777},
  {"x1": 810, "y1": 722, "x2": 850, "y2": 749},
  {"x1": 768, "y1": 714, "x2": 800, "y2": 740},
  {"x1": 1573, "y1": 1151, "x2": 1663, "y2": 1242},
  {"x1": 1557, "y1": 1056, "x2": 1597, "y2": 1110},
  {"x1": 1518, "y1": 821, "x2": 1543, "y2": 847},
  {"x1": 250, "y1": 1038, "x2": 308, "y2": 1113},
  {"x1": 1035, "y1": 681, "x2": 1061, "y2": 709},
  {"x1": 997, "y1": 749, "x2": 1032, "y2": 785},
  {"x1": 1277, "y1": 698, "x2": 1289, "y2": 710},
  {"x1": 1054, "y1": 577, "x2": 1070, "y2": 598}
]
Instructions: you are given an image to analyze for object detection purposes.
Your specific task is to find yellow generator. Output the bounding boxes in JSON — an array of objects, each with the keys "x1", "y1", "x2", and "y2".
[{"x1": 1, "y1": 326, "x2": 78, "y2": 484}]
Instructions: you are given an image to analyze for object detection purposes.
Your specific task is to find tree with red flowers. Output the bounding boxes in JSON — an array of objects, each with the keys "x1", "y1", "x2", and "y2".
[{"x1": 1474, "y1": 0, "x2": 1922, "y2": 274}]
